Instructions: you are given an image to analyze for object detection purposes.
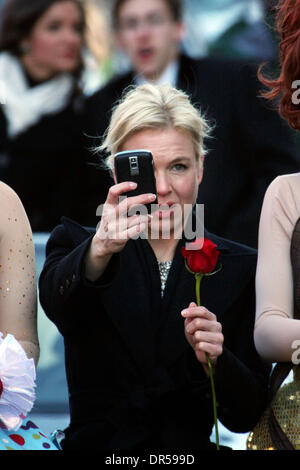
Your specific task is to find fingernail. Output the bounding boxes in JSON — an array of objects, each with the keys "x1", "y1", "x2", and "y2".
[{"x1": 130, "y1": 182, "x2": 137, "y2": 188}]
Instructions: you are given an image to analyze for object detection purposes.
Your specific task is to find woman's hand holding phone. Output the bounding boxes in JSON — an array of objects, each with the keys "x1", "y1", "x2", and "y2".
[{"x1": 85, "y1": 181, "x2": 156, "y2": 281}]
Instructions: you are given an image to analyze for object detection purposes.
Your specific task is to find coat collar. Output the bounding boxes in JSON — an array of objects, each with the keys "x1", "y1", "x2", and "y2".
[{"x1": 176, "y1": 54, "x2": 200, "y2": 101}]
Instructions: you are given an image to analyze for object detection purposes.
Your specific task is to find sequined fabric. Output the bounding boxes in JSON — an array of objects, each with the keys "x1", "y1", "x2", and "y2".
[
  {"x1": 247, "y1": 366, "x2": 300, "y2": 450},
  {"x1": 0, "y1": 182, "x2": 39, "y2": 364},
  {"x1": 157, "y1": 260, "x2": 172, "y2": 296}
]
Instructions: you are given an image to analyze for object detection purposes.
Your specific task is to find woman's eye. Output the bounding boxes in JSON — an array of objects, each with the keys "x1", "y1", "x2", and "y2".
[
  {"x1": 46, "y1": 21, "x2": 61, "y2": 31},
  {"x1": 73, "y1": 22, "x2": 84, "y2": 34},
  {"x1": 45, "y1": 21, "x2": 83, "y2": 35},
  {"x1": 172, "y1": 164, "x2": 187, "y2": 172}
]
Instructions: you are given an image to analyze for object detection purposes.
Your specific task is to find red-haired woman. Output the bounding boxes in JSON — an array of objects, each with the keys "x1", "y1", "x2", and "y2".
[
  {"x1": 258, "y1": 0, "x2": 300, "y2": 130},
  {"x1": 253, "y1": 3, "x2": 300, "y2": 449},
  {"x1": 255, "y1": 0, "x2": 300, "y2": 365},
  {"x1": 251, "y1": 1, "x2": 300, "y2": 451}
]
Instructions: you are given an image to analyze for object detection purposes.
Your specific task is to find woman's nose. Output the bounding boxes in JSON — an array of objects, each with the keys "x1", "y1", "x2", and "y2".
[
  {"x1": 155, "y1": 172, "x2": 171, "y2": 196},
  {"x1": 63, "y1": 27, "x2": 82, "y2": 46}
]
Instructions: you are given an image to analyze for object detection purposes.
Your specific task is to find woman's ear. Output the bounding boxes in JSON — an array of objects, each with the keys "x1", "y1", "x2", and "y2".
[
  {"x1": 176, "y1": 21, "x2": 185, "y2": 44},
  {"x1": 198, "y1": 155, "x2": 204, "y2": 184}
]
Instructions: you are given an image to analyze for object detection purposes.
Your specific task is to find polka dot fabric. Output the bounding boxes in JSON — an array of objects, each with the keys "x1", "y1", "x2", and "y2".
[{"x1": 0, "y1": 418, "x2": 57, "y2": 450}]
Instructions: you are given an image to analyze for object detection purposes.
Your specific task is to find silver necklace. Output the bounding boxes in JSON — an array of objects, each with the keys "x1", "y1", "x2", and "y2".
[{"x1": 157, "y1": 260, "x2": 173, "y2": 296}]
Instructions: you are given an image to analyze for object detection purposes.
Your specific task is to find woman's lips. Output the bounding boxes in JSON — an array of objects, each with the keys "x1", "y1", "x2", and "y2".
[
  {"x1": 60, "y1": 50, "x2": 79, "y2": 59},
  {"x1": 157, "y1": 202, "x2": 176, "y2": 219}
]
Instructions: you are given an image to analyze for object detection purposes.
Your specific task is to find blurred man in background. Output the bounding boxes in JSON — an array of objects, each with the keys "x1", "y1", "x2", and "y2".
[{"x1": 82, "y1": 0, "x2": 300, "y2": 248}]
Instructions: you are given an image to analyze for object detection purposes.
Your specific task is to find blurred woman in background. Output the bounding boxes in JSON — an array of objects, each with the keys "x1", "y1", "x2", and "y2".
[{"x1": 0, "y1": 0, "x2": 87, "y2": 231}]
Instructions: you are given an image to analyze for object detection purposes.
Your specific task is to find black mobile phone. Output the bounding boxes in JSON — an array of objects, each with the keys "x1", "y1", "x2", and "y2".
[{"x1": 114, "y1": 149, "x2": 158, "y2": 213}]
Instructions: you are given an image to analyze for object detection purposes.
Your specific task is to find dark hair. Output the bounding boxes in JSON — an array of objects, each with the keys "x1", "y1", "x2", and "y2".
[
  {"x1": 258, "y1": 0, "x2": 300, "y2": 130},
  {"x1": 0, "y1": 0, "x2": 86, "y2": 58},
  {"x1": 112, "y1": 0, "x2": 183, "y2": 29}
]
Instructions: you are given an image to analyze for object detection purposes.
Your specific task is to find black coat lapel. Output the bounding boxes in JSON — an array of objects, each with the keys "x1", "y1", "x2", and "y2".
[
  {"x1": 99, "y1": 238, "x2": 162, "y2": 375},
  {"x1": 177, "y1": 54, "x2": 200, "y2": 102}
]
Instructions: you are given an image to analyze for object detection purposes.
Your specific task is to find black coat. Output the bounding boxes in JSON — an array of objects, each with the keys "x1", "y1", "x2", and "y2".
[
  {"x1": 82, "y1": 54, "x2": 300, "y2": 247},
  {"x1": 39, "y1": 217, "x2": 271, "y2": 451},
  {"x1": 0, "y1": 95, "x2": 86, "y2": 232}
]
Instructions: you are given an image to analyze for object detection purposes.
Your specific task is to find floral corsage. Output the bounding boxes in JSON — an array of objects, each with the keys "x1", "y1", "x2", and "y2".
[{"x1": 0, "y1": 332, "x2": 36, "y2": 431}]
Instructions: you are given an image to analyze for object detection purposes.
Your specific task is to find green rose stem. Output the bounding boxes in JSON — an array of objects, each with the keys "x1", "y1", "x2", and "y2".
[{"x1": 195, "y1": 272, "x2": 220, "y2": 451}]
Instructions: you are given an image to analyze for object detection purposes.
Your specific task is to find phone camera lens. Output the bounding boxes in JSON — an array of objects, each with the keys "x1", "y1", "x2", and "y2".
[{"x1": 129, "y1": 156, "x2": 139, "y2": 175}]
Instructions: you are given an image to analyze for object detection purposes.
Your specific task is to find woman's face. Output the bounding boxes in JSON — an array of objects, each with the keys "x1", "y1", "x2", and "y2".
[
  {"x1": 117, "y1": 127, "x2": 203, "y2": 238},
  {"x1": 22, "y1": 1, "x2": 84, "y2": 78}
]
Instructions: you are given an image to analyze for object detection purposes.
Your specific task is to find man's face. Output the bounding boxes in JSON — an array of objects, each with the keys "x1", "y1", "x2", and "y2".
[{"x1": 115, "y1": 0, "x2": 184, "y2": 81}]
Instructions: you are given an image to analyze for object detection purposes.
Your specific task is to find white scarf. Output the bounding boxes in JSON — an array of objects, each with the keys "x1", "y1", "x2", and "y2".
[{"x1": 0, "y1": 52, "x2": 74, "y2": 137}]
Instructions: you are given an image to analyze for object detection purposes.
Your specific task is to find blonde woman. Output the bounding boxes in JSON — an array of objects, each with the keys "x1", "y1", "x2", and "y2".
[{"x1": 39, "y1": 84, "x2": 270, "y2": 451}]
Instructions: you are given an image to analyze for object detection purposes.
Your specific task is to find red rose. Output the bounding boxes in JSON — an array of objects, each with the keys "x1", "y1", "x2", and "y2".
[
  {"x1": 181, "y1": 237, "x2": 221, "y2": 450},
  {"x1": 181, "y1": 237, "x2": 221, "y2": 449},
  {"x1": 0, "y1": 378, "x2": 3, "y2": 399},
  {"x1": 181, "y1": 238, "x2": 220, "y2": 274}
]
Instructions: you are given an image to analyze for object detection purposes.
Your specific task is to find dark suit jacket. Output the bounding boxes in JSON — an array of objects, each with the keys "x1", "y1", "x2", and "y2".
[
  {"x1": 81, "y1": 54, "x2": 300, "y2": 248},
  {"x1": 39, "y1": 217, "x2": 271, "y2": 451}
]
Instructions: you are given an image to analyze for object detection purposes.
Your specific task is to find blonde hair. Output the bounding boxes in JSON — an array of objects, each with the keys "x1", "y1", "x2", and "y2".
[{"x1": 98, "y1": 84, "x2": 212, "y2": 171}]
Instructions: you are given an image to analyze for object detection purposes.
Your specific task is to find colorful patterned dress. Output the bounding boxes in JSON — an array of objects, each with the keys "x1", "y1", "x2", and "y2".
[
  {"x1": 0, "y1": 333, "x2": 58, "y2": 450},
  {"x1": 0, "y1": 417, "x2": 57, "y2": 450}
]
